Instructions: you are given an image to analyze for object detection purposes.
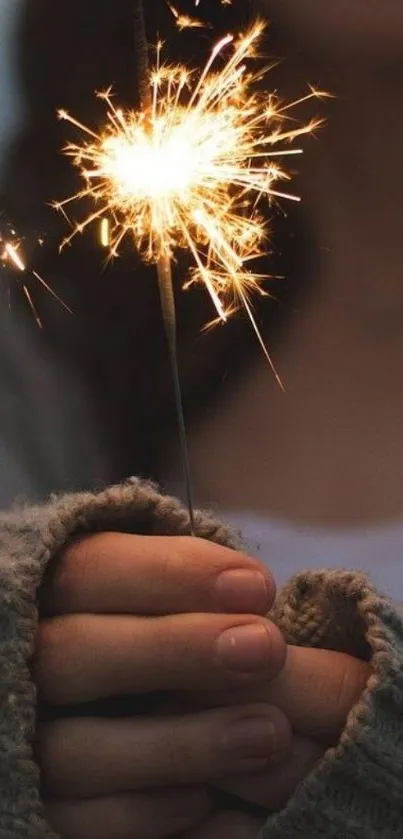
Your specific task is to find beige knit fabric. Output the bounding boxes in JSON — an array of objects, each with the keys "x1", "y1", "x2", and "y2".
[
  {"x1": 264, "y1": 570, "x2": 403, "y2": 837},
  {"x1": 0, "y1": 478, "x2": 402, "y2": 838}
]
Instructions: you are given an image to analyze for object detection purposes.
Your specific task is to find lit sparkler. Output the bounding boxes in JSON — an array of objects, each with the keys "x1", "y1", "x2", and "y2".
[
  {"x1": 56, "y1": 15, "x2": 325, "y2": 531},
  {"x1": 55, "y1": 22, "x2": 323, "y2": 377}
]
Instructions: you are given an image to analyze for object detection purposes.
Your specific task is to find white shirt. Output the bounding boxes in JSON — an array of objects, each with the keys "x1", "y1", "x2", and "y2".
[{"x1": 223, "y1": 510, "x2": 403, "y2": 600}]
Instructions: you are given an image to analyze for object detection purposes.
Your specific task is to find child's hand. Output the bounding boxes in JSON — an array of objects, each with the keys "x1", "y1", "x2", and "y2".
[
  {"x1": 34, "y1": 532, "x2": 290, "y2": 839},
  {"x1": 198, "y1": 645, "x2": 370, "y2": 811}
]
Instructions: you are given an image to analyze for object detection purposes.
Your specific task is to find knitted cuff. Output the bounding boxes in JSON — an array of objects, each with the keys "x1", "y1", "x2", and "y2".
[
  {"x1": 261, "y1": 569, "x2": 403, "y2": 839},
  {"x1": 0, "y1": 479, "x2": 237, "y2": 839}
]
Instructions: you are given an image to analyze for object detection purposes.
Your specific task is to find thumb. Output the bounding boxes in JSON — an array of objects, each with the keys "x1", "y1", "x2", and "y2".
[
  {"x1": 181, "y1": 645, "x2": 370, "y2": 746},
  {"x1": 262, "y1": 645, "x2": 371, "y2": 743}
]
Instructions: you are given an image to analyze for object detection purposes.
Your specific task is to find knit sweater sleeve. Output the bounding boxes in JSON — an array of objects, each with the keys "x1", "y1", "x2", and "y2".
[
  {"x1": 0, "y1": 479, "x2": 237, "y2": 839},
  {"x1": 262, "y1": 570, "x2": 403, "y2": 839},
  {"x1": 0, "y1": 481, "x2": 402, "y2": 838}
]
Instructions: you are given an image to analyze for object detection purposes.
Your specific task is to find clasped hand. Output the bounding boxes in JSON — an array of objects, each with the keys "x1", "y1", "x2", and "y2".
[{"x1": 35, "y1": 533, "x2": 369, "y2": 839}]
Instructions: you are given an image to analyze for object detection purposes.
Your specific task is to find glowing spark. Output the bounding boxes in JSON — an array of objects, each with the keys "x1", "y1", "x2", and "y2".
[
  {"x1": 5, "y1": 242, "x2": 25, "y2": 272},
  {"x1": 1, "y1": 233, "x2": 72, "y2": 326},
  {"x1": 195, "y1": 0, "x2": 232, "y2": 5},
  {"x1": 168, "y1": 4, "x2": 206, "y2": 30},
  {"x1": 56, "y1": 22, "x2": 323, "y2": 373},
  {"x1": 100, "y1": 218, "x2": 110, "y2": 247}
]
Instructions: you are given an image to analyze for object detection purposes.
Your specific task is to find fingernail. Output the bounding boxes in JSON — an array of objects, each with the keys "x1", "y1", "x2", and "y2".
[
  {"x1": 223, "y1": 716, "x2": 277, "y2": 760},
  {"x1": 215, "y1": 569, "x2": 270, "y2": 613},
  {"x1": 216, "y1": 623, "x2": 272, "y2": 672}
]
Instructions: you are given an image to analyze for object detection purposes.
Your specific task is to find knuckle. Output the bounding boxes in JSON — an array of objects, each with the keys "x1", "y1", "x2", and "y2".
[
  {"x1": 165, "y1": 721, "x2": 199, "y2": 778},
  {"x1": 62, "y1": 531, "x2": 111, "y2": 576},
  {"x1": 36, "y1": 720, "x2": 73, "y2": 794},
  {"x1": 52, "y1": 535, "x2": 96, "y2": 611},
  {"x1": 35, "y1": 618, "x2": 62, "y2": 697},
  {"x1": 164, "y1": 788, "x2": 211, "y2": 833},
  {"x1": 61, "y1": 533, "x2": 92, "y2": 572},
  {"x1": 157, "y1": 715, "x2": 216, "y2": 783},
  {"x1": 35, "y1": 614, "x2": 86, "y2": 702}
]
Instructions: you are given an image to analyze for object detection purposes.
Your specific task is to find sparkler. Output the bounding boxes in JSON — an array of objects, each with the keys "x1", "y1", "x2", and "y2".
[
  {"x1": 56, "y1": 25, "x2": 322, "y2": 347},
  {"x1": 55, "y1": 6, "x2": 323, "y2": 529}
]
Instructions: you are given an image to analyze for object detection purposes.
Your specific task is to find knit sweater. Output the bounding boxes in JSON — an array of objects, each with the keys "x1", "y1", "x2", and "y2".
[{"x1": 0, "y1": 479, "x2": 402, "y2": 838}]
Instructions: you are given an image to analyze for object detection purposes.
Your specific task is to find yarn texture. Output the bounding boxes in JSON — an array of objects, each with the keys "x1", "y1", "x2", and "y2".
[{"x1": 0, "y1": 478, "x2": 402, "y2": 838}]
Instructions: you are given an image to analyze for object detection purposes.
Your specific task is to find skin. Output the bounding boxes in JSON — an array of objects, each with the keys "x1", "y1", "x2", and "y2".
[{"x1": 36, "y1": 533, "x2": 369, "y2": 839}]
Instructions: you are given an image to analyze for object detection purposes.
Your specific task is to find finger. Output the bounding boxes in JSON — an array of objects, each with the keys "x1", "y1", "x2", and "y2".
[
  {"x1": 44, "y1": 787, "x2": 211, "y2": 839},
  {"x1": 217, "y1": 735, "x2": 324, "y2": 811},
  {"x1": 41, "y1": 532, "x2": 275, "y2": 617},
  {"x1": 181, "y1": 811, "x2": 265, "y2": 839},
  {"x1": 38, "y1": 704, "x2": 292, "y2": 797},
  {"x1": 36, "y1": 613, "x2": 286, "y2": 704},
  {"x1": 183, "y1": 646, "x2": 371, "y2": 744},
  {"x1": 255, "y1": 646, "x2": 370, "y2": 743}
]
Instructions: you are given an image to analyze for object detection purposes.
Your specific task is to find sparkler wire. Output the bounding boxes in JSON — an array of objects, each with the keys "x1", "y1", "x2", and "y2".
[
  {"x1": 157, "y1": 255, "x2": 196, "y2": 533},
  {"x1": 134, "y1": 0, "x2": 196, "y2": 533},
  {"x1": 133, "y1": 0, "x2": 152, "y2": 108}
]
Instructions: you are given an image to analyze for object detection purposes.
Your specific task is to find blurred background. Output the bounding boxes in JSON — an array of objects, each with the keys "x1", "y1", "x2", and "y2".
[
  {"x1": 1, "y1": 0, "x2": 403, "y2": 597},
  {"x1": 0, "y1": 0, "x2": 301, "y2": 503},
  {"x1": 0, "y1": 0, "x2": 23, "y2": 178}
]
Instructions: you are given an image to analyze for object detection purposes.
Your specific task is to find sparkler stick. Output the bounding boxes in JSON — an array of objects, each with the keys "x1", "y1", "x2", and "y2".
[
  {"x1": 134, "y1": 0, "x2": 196, "y2": 533},
  {"x1": 56, "y1": 6, "x2": 325, "y2": 532}
]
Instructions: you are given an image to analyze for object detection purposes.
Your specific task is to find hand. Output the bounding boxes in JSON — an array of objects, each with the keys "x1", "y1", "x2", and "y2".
[
  {"x1": 185, "y1": 644, "x2": 370, "y2": 813},
  {"x1": 35, "y1": 532, "x2": 290, "y2": 839}
]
